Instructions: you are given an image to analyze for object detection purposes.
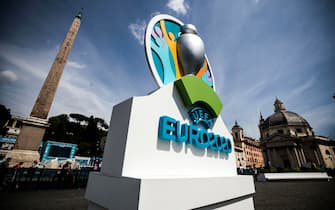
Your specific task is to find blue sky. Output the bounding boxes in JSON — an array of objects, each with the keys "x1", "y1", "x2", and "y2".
[{"x1": 0, "y1": 0, "x2": 334, "y2": 139}]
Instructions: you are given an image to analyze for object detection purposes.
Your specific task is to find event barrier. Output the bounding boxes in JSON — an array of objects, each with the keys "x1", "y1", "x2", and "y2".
[{"x1": 0, "y1": 167, "x2": 95, "y2": 191}]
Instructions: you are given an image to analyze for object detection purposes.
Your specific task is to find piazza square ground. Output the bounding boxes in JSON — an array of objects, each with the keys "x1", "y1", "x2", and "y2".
[{"x1": 0, "y1": 179, "x2": 334, "y2": 210}]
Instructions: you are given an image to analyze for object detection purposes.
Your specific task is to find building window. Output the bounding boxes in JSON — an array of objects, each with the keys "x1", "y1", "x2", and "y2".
[
  {"x1": 277, "y1": 129, "x2": 284, "y2": 134},
  {"x1": 296, "y1": 128, "x2": 303, "y2": 133},
  {"x1": 6, "y1": 119, "x2": 14, "y2": 127},
  {"x1": 325, "y1": 150, "x2": 330, "y2": 155},
  {"x1": 15, "y1": 121, "x2": 22, "y2": 128}
]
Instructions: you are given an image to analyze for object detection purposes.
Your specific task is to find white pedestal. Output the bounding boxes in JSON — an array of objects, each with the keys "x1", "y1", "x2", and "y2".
[
  {"x1": 257, "y1": 172, "x2": 332, "y2": 181},
  {"x1": 86, "y1": 172, "x2": 255, "y2": 210},
  {"x1": 85, "y1": 83, "x2": 255, "y2": 209}
]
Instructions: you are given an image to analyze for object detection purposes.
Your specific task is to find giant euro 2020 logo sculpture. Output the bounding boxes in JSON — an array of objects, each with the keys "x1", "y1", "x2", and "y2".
[{"x1": 145, "y1": 14, "x2": 231, "y2": 154}]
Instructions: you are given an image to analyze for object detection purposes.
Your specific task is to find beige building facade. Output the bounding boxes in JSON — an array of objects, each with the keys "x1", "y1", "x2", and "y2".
[
  {"x1": 259, "y1": 98, "x2": 335, "y2": 169},
  {"x1": 4, "y1": 116, "x2": 24, "y2": 138},
  {"x1": 0, "y1": 116, "x2": 24, "y2": 153},
  {"x1": 232, "y1": 121, "x2": 264, "y2": 169}
]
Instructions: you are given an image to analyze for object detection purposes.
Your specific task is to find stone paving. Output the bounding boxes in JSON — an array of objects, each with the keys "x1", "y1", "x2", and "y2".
[
  {"x1": 0, "y1": 179, "x2": 334, "y2": 210},
  {"x1": 254, "y1": 179, "x2": 335, "y2": 210}
]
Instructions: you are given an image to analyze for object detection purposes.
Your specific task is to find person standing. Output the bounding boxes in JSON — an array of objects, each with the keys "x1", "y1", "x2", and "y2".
[
  {"x1": 28, "y1": 160, "x2": 38, "y2": 182},
  {"x1": 0, "y1": 158, "x2": 11, "y2": 189},
  {"x1": 12, "y1": 162, "x2": 24, "y2": 189}
]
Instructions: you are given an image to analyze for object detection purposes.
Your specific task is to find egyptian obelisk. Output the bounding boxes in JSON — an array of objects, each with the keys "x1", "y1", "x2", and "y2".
[{"x1": 6, "y1": 11, "x2": 82, "y2": 166}]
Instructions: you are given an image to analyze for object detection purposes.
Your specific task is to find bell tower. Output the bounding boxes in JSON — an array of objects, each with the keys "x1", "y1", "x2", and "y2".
[{"x1": 232, "y1": 121, "x2": 244, "y2": 142}]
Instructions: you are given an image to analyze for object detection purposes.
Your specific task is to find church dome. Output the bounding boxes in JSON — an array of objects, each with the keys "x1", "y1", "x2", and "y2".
[{"x1": 262, "y1": 98, "x2": 311, "y2": 129}]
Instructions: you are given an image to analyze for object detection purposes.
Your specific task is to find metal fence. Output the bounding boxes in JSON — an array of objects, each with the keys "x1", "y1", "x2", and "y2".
[
  {"x1": 237, "y1": 168, "x2": 258, "y2": 175},
  {"x1": 0, "y1": 167, "x2": 96, "y2": 191}
]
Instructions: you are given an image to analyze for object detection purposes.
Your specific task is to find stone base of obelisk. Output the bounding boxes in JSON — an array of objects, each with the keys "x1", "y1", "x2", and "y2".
[
  {"x1": 5, "y1": 116, "x2": 48, "y2": 167},
  {"x1": 86, "y1": 172, "x2": 255, "y2": 210}
]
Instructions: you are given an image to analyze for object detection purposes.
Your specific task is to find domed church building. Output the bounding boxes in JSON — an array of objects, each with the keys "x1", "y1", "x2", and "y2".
[{"x1": 259, "y1": 98, "x2": 335, "y2": 169}]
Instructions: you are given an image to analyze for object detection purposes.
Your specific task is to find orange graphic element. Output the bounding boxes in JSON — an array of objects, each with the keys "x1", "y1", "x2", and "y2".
[
  {"x1": 160, "y1": 20, "x2": 182, "y2": 79},
  {"x1": 196, "y1": 59, "x2": 208, "y2": 78}
]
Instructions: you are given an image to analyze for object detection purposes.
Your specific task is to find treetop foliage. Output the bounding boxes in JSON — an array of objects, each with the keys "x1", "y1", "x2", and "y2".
[
  {"x1": 44, "y1": 113, "x2": 109, "y2": 157},
  {"x1": 0, "y1": 104, "x2": 11, "y2": 136}
]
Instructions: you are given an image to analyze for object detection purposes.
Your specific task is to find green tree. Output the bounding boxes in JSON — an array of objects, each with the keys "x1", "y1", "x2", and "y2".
[
  {"x1": 94, "y1": 117, "x2": 109, "y2": 130},
  {"x1": 82, "y1": 116, "x2": 108, "y2": 157},
  {"x1": 44, "y1": 113, "x2": 108, "y2": 157},
  {"x1": 0, "y1": 104, "x2": 11, "y2": 136},
  {"x1": 44, "y1": 114, "x2": 71, "y2": 142},
  {"x1": 69, "y1": 113, "x2": 89, "y2": 123}
]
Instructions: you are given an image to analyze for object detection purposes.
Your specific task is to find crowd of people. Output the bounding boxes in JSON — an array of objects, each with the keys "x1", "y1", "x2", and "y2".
[
  {"x1": 0, "y1": 158, "x2": 39, "y2": 189},
  {"x1": 0, "y1": 158, "x2": 100, "y2": 190}
]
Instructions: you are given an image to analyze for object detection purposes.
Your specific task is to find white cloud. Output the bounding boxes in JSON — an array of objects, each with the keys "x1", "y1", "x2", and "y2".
[
  {"x1": 128, "y1": 20, "x2": 146, "y2": 45},
  {"x1": 151, "y1": 11, "x2": 161, "y2": 18},
  {"x1": 0, "y1": 70, "x2": 18, "y2": 82},
  {"x1": 166, "y1": 0, "x2": 190, "y2": 15},
  {"x1": 286, "y1": 77, "x2": 315, "y2": 100},
  {"x1": 67, "y1": 60, "x2": 86, "y2": 69},
  {"x1": 52, "y1": 75, "x2": 114, "y2": 122},
  {"x1": 302, "y1": 103, "x2": 335, "y2": 137},
  {"x1": 0, "y1": 43, "x2": 51, "y2": 80},
  {"x1": 0, "y1": 39, "x2": 149, "y2": 123},
  {"x1": 0, "y1": 43, "x2": 109, "y2": 118}
]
